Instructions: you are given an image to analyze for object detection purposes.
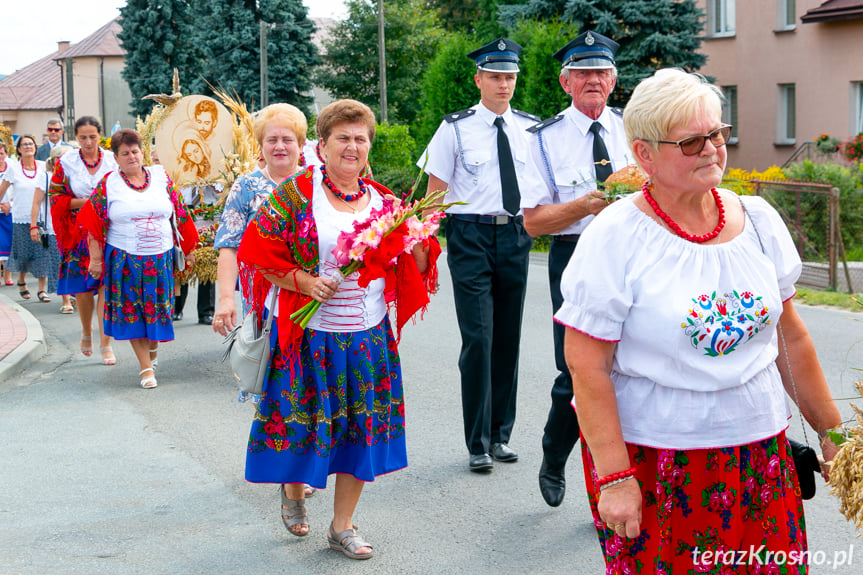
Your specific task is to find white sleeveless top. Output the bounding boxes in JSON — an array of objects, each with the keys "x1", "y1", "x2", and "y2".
[
  {"x1": 58, "y1": 149, "x2": 117, "y2": 199},
  {"x1": 105, "y1": 166, "x2": 173, "y2": 255}
]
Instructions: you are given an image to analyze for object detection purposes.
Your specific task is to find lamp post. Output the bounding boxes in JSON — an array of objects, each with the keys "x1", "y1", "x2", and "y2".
[{"x1": 377, "y1": 0, "x2": 387, "y2": 122}]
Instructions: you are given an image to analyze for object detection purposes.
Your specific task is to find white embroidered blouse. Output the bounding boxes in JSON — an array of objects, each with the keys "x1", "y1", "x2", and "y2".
[{"x1": 554, "y1": 192, "x2": 801, "y2": 449}]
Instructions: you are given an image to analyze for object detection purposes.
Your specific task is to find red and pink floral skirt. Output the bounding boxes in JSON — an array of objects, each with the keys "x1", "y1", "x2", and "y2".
[{"x1": 582, "y1": 431, "x2": 808, "y2": 574}]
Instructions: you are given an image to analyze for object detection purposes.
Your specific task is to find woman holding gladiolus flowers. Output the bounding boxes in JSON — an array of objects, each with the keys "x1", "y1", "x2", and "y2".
[{"x1": 237, "y1": 99, "x2": 440, "y2": 559}]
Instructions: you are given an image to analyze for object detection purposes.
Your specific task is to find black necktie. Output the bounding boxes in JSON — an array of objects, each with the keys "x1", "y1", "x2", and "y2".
[
  {"x1": 494, "y1": 116, "x2": 520, "y2": 216},
  {"x1": 590, "y1": 121, "x2": 613, "y2": 183}
]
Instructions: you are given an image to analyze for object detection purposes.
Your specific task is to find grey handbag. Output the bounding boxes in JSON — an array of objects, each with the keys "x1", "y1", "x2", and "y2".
[{"x1": 222, "y1": 288, "x2": 279, "y2": 394}]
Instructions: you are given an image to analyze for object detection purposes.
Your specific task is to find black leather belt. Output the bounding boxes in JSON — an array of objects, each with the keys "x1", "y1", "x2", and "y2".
[
  {"x1": 450, "y1": 214, "x2": 521, "y2": 225},
  {"x1": 553, "y1": 234, "x2": 580, "y2": 243}
]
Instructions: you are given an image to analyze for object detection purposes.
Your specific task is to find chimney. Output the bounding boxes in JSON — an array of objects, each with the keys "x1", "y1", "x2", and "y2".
[{"x1": 57, "y1": 41, "x2": 70, "y2": 53}]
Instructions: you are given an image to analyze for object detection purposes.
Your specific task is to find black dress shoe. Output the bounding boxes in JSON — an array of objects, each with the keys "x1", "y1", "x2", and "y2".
[
  {"x1": 198, "y1": 314, "x2": 214, "y2": 325},
  {"x1": 172, "y1": 311, "x2": 183, "y2": 321},
  {"x1": 490, "y1": 442, "x2": 519, "y2": 462},
  {"x1": 539, "y1": 456, "x2": 566, "y2": 507},
  {"x1": 468, "y1": 453, "x2": 493, "y2": 472}
]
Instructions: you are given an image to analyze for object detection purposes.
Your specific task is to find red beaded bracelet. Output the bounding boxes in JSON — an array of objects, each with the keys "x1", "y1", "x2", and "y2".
[{"x1": 596, "y1": 466, "x2": 636, "y2": 488}]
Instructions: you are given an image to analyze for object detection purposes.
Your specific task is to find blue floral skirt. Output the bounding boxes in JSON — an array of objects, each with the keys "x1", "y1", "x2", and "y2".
[
  {"x1": 7, "y1": 223, "x2": 49, "y2": 276},
  {"x1": 103, "y1": 244, "x2": 174, "y2": 341},
  {"x1": 245, "y1": 315, "x2": 408, "y2": 488},
  {"x1": 0, "y1": 213, "x2": 11, "y2": 260},
  {"x1": 58, "y1": 237, "x2": 101, "y2": 295}
]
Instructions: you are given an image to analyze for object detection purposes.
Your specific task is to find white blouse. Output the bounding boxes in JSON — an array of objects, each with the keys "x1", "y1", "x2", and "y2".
[
  {"x1": 3, "y1": 160, "x2": 46, "y2": 223},
  {"x1": 306, "y1": 167, "x2": 386, "y2": 332},
  {"x1": 105, "y1": 167, "x2": 174, "y2": 255},
  {"x1": 554, "y1": 192, "x2": 801, "y2": 449},
  {"x1": 58, "y1": 149, "x2": 117, "y2": 199}
]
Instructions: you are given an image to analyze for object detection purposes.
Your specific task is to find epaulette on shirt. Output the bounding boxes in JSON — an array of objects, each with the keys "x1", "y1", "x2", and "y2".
[
  {"x1": 526, "y1": 114, "x2": 564, "y2": 134},
  {"x1": 610, "y1": 107, "x2": 623, "y2": 117},
  {"x1": 444, "y1": 109, "x2": 476, "y2": 123},
  {"x1": 513, "y1": 109, "x2": 541, "y2": 123}
]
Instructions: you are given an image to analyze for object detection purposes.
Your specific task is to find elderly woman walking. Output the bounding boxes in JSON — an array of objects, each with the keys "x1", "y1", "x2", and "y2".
[
  {"x1": 0, "y1": 135, "x2": 51, "y2": 302},
  {"x1": 557, "y1": 69, "x2": 842, "y2": 573},
  {"x1": 78, "y1": 129, "x2": 198, "y2": 388},
  {"x1": 237, "y1": 99, "x2": 439, "y2": 559}
]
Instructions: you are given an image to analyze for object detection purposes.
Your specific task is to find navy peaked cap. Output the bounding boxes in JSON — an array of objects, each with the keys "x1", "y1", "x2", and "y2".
[
  {"x1": 467, "y1": 38, "x2": 522, "y2": 73},
  {"x1": 553, "y1": 31, "x2": 619, "y2": 70}
]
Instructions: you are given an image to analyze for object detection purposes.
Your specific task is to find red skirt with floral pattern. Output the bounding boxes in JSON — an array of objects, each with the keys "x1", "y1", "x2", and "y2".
[{"x1": 582, "y1": 431, "x2": 807, "y2": 575}]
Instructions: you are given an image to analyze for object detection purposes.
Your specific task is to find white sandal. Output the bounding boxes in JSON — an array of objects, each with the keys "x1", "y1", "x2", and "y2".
[{"x1": 139, "y1": 368, "x2": 158, "y2": 389}]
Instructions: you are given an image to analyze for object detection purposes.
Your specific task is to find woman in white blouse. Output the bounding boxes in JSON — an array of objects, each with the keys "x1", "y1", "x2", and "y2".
[
  {"x1": 556, "y1": 69, "x2": 842, "y2": 573},
  {"x1": 78, "y1": 129, "x2": 198, "y2": 389},
  {"x1": 0, "y1": 135, "x2": 50, "y2": 302}
]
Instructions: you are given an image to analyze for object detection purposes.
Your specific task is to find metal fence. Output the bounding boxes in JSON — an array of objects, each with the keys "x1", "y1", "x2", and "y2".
[{"x1": 727, "y1": 179, "x2": 860, "y2": 293}]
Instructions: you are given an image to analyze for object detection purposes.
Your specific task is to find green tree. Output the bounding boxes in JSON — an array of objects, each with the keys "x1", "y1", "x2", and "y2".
[
  {"x1": 369, "y1": 123, "x2": 417, "y2": 197},
  {"x1": 118, "y1": 0, "x2": 205, "y2": 117},
  {"x1": 429, "y1": 0, "x2": 505, "y2": 37},
  {"x1": 500, "y1": 0, "x2": 707, "y2": 106},
  {"x1": 509, "y1": 18, "x2": 571, "y2": 120},
  {"x1": 197, "y1": 0, "x2": 317, "y2": 113},
  {"x1": 315, "y1": 0, "x2": 444, "y2": 126},
  {"x1": 414, "y1": 31, "x2": 478, "y2": 148}
]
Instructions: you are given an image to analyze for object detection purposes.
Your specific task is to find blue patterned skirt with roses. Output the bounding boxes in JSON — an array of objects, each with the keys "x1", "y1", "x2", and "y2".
[
  {"x1": 103, "y1": 244, "x2": 174, "y2": 341},
  {"x1": 57, "y1": 237, "x2": 102, "y2": 295},
  {"x1": 245, "y1": 316, "x2": 407, "y2": 488}
]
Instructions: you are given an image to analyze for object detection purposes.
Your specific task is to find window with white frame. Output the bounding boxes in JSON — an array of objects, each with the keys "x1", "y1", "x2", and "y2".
[
  {"x1": 777, "y1": 84, "x2": 796, "y2": 144},
  {"x1": 776, "y1": 0, "x2": 796, "y2": 31},
  {"x1": 722, "y1": 86, "x2": 738, "y2": 144},
  {"x1": 708, "y1": 0, "x2": 736, "y2": 36},
  {"x1": 853, "y1": 82, "x2": 863, "y2": 135}
]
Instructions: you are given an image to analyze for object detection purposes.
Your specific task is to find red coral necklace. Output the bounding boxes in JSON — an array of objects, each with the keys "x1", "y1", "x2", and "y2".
[
  {"x1": 80, "y1": 148, "x2": 102, "y2": 169},
  {"x1": 321, "y1": 165, "x2": 366, "y2": 202},
  {"x1": 642, "y1": 181, "x2": 725, "y2": 243},
  {"x1": 120, "y1": 168, "x2": 150, "y2": 191},
  {"x1": 21, "y1": 161, "x2": 37, "y2": 179}
]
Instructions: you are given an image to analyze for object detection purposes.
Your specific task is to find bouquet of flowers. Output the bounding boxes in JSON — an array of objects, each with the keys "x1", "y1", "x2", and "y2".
[
  {"x1": 289, "y1": 188, "x2": 456, "y2": 328},
  {"x1": 601, "y1": 164, "x2": 648, "y2": 202},
  {"x1": 828, "y1": 380, "x2": 863, "y2": 532}
]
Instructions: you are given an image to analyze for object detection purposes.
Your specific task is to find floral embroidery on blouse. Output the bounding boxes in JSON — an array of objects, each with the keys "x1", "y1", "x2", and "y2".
[{"x1": 681, "y1": 290, "x2": 770, "y2": 357}]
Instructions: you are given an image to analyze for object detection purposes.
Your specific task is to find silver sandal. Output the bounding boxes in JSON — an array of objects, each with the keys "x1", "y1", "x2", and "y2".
[
  {"x1": 327, "y1": 522, "x2": 374, "y2": 560},
  {"x1": 280, "y1": 485, "x2": 309, "y2": 537}
]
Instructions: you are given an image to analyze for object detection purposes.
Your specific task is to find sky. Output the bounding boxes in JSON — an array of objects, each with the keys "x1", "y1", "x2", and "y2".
[{"x1": 0, "y1": 0, "x2": 347, "y2": 77}]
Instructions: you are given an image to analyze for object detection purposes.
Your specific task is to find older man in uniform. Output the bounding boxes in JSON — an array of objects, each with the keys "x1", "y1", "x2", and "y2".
[
  {"x1": 422, "y1": 38, "x2": 542, "y2": 472},
  {"x1": 522, "y1": 31, "x2": 634, "y2": 505}
]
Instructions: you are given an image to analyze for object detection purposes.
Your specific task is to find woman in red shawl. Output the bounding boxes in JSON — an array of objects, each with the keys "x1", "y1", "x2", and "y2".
[{"x1": 238, "y1": 100, "x2": 439, "y2": 560}]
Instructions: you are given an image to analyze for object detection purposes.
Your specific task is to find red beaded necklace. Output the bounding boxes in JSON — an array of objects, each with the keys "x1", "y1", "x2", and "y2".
[
  {"x1": 321, "y1": 165, "x2": 366, "y2": 202},
  {"x1": 119, "y1": 168, "x2": 150, "y2": 191},
  {"x1": 642, "y1": 181, "x2": 725, "y2": 243},
  {"x1": 21, "y1": 161, "x2": 37, "y2": 179},
  {"x1": 80, "y1": 148, "x2": 102, "y2": 169}
]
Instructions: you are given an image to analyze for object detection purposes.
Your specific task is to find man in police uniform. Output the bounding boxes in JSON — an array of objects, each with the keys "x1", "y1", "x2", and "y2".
[
  {"x1": 522, "y1": 31, "x2": 633, "y2": 504},
  {"x1": 422, "y1": 38, "x2": 542, "y2": 472}
]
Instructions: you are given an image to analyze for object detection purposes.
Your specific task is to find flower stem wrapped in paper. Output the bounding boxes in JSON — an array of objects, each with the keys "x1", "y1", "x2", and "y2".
[
  {"x1": 600, "y1": 164, "x2": 647, "y2": 203},
  {"x1": 290, "y1": 187, "x2": 458, "y2": 328}
]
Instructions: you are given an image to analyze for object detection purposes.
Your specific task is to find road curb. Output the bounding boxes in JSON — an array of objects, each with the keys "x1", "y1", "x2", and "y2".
[{"x1": 0, "y1": 293, "x2": 47, "y2": 383}]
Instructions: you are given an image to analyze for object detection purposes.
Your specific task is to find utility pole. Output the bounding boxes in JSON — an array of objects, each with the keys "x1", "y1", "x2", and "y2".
[
  {"x1": 377, "y1": 0, "x2": 387, "y2": 122},
  {"x1": 260, "y1": 20, "x2": 269, "y2": 108}
]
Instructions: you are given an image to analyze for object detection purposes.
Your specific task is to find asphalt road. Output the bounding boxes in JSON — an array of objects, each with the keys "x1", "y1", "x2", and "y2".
[{"x1": 1, "y1": 254, "x2": 861, "y2": 574}]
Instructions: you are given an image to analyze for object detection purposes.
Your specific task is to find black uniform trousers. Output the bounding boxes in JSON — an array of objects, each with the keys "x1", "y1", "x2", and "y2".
[
  {"x1": 541, "y1": 236, "x2": 582, "y2": 468},
  {"x1": 175, "y1": 281, "x2": 216, "y2": 319},
  {"x1": 446, "y1": 216, "x2": 533, "y2": 455}
]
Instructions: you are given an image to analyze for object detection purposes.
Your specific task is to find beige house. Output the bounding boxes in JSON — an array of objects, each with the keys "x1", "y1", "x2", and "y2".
[
  {"x1": 0, "y1": 18, "x2": 134, "y2": 142},
  {"x1": 696, "y1": 0, "x2": 863, "y2": 170}
]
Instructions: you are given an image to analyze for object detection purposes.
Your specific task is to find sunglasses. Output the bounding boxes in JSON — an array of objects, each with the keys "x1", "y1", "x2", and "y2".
[
  {"x1": 645, "y1": 125, "x2": 733, "y2": 156},
  {"x1": 47, "y1": 127, "x2": 63, "y2": 133}
]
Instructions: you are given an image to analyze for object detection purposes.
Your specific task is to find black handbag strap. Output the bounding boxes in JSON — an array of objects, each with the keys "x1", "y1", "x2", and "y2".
[{"x1": 740, "y1": 196, "x2": 812, "y2": 448}]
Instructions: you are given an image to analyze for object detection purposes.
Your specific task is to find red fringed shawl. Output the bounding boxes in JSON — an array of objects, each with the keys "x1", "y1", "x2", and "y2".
[
  {"x1": 49, "y1": 160, "x2": 82, "y2": 257},
  {"x1": 237, "y1": 166, "x2": 440, "y2": 376},
  {"x1": 77, "y1": 172, "x2": 199, "y2": 260}
]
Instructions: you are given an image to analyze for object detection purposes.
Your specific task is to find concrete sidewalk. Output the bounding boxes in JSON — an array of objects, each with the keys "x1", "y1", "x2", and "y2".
[{"x1": 0, "y1": 292, "x2": 46, "y2": 382}]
